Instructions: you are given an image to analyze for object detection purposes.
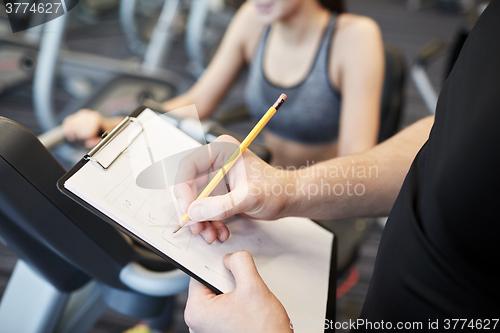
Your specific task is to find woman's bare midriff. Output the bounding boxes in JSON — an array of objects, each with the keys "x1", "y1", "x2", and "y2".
[{"x1": 263, "y1": 131, "x2": 338, "y2": 168}]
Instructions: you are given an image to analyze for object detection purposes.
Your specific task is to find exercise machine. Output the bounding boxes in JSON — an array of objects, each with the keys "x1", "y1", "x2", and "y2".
[
  {"x1": 0, "y1": 116, "x2": 191, "y2": 333},
  {"x1": 411, "y1": 2, "x2": 488, "y2": 113}
]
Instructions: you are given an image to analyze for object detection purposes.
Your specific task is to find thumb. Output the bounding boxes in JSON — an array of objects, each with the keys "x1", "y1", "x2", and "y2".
[
  {"x1": 223, "y1": 251, "x2": 264, "y2": 288},
  {"x1": 187, "y1": 190, "x2": 250, "y2": 222}
]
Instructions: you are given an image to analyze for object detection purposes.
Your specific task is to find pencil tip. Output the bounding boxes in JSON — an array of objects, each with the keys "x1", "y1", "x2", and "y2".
[{"x1": 173, "y1": 225, "x2": 181, "y2": 233}]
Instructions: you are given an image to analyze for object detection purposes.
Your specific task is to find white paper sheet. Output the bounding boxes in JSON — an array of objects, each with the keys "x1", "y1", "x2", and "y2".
[{"x1": 64, "y1": 108, "x2": 334, "y2": 332}]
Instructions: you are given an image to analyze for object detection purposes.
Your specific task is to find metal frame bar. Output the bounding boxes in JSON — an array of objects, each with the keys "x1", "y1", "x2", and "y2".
[
  {"x1": 185, "y1": 0, "x2": 210, "y2": 77},
  {"x1": 33, "y1": 14, "x2": 68, "y2": 131},
  {"x1": 142, "y1": 0, "x2": 180, "y2": 74},
  {"x1": 411, "y1": 65, "x2": 438, "y2": 114}
]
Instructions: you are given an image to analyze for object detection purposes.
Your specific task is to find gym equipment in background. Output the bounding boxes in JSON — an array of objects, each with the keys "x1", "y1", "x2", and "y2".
[
  {"x1": 0, "y1": 117, "x2": 190, "y2": 333},
  {"x1": 411, "y1": 2, "x2": 487, "y2": 114}
]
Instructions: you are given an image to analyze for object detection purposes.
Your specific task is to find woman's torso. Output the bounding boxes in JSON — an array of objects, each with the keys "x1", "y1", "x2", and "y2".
[{"x1": 244, "y1": 14, "x2": 341, "y2": 167}]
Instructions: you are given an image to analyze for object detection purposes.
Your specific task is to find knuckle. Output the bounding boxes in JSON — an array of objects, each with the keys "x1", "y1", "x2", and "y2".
[
  {"x1": 218, "y1": 210, "x2": 229, "y2": 221},
  {"x1": 211, "y1": 197, "x2": 229, "y2": 220},
  {"x1": 217, "y1": 134, "x2": 232, "y2": 142},
  {"x1": 231, "y1": 250, "x2": 253, "y2": 263},
  {"x1": 216, "y1": 134, "x2": 240, "y2": 145},
  {"x1": 246, "y1": 193, "x2": 260, "y2": 209}
]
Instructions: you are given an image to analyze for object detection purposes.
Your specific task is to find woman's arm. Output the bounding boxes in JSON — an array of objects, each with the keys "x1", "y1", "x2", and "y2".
[
  {"x1": 63, "y1": 109, "x2": 124, "y2": 148},
  {"x1": 163, "y1": 3, "x2": 264, "y2": 119},
  {"x1": 332, "y1": 15, "x2": 385, "y2": 156}
]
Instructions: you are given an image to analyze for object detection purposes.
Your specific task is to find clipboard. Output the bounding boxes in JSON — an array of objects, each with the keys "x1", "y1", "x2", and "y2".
[{"x1": 58, "y1": 106, "x2": 337, "y2": 332}]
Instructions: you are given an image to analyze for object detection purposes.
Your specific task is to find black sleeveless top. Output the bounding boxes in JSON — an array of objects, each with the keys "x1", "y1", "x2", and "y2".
[{"x1": 356, "y1": 1, "x2": 500, "y2": 328}]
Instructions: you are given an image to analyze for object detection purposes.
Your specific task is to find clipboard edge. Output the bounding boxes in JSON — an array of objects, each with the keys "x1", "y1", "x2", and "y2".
[{"x1": 325, "y1": 233, "x2": 337, "y2": 331}]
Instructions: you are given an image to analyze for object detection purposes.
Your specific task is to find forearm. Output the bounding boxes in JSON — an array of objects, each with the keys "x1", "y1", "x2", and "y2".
[
  {"x1": 282, "y1": 116, "x2": 435, "y2": 220},
  {"x1": 162, "y1": 93, "x2": 212, "y2": 120}
]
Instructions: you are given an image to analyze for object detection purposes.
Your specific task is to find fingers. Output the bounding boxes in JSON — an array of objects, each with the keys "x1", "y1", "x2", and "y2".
[
  {"x1": 174, "y1": 138, "x2": 241, "y2": 186},
  {"x1": 211, "y1": 220, "x2": 230, "y2": 241},
  {"x1": 190, "y1": 252, "x2": 264, "y2": 296},
  {"x1": 174, "y1": 145, "x2": 214, "y2": 186},
  {"x1": 173, "y1": 146, "x2": 213, "y2": 216},
  {"x1": 63, "y1": 113, "x2": 82, "y2": 142},
  {"x1": 195, "y1": 221, "x2": 217, "y2": 243},
  {"x1": 175, "y1": 135, "x2": 254, "y2": 223},
  {"x1": 223, "y1": 251, "x2": 264, "y2": 288},
  {"x1": 188, "y1": 191, "x2": 249, "y2": 222},
  {"x1": 63, "y1": 117, "x2": 75, "y2": 141},
  {"x1": 85, "y1": 137, "x2": 101, "y2": 149},
  {"x1": 189, "y1": 222, "x2": 205, "y2": 235},
  {"x1": 190, "y1": 220, "x2": 230, "y2": 243},
  {"x1": 176, "y1": 184, "x2": 195, "y2": 214},
  {"x1": 63, "y1": 109, "x2": 102, "y2": 143}
]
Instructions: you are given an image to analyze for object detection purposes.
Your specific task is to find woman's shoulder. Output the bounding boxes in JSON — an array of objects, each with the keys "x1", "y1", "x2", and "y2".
[
  {"x1": 328, "y1": 13, "x2": 384, "y2": 89},
  {"x1": 231, "y1": 3, "x2": 268, "y2": 62},
  {"x1": 331, "y1": 13, "x2": 383, "y2": 62},
  {"x1": 334, "y1": 13, "x2": 382, "y2": 42},
  {"x1": 231, "y1": 3, "x2": 267, "y2": 38}
]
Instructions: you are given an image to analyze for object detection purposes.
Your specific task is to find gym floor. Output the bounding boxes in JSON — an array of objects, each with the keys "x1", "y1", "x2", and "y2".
[{"x1": 0, "y1": 0, "x2": 464, "y2": 332}]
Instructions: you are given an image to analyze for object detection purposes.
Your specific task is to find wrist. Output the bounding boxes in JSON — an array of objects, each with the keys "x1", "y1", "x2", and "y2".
[
  {"x1": 276, "y1": 163, "x2": 346, "y2": 220},
  {"x1": 274, "y1": 169, "x2": 300, "y2": 218}
]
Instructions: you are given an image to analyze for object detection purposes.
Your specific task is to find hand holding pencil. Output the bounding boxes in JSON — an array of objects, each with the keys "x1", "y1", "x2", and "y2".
[{"x1": 173, "y1": 94, "x2": 287, "y2": 239}]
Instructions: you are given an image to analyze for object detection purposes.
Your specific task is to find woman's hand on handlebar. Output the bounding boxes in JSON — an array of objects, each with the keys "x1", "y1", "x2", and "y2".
[{"x1": 63, "y1": 109, "x2": 123, "y2": 148}]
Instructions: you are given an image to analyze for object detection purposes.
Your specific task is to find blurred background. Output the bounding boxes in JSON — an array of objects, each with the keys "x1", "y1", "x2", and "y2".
[{"x1": 0, "y1": 0, "x2": 485, "y2": 332}]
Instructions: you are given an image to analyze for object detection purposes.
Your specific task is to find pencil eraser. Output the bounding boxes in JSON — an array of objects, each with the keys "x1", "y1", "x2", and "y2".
[{"x1": 280, "y1": 93, "x2": 287, "y2": 101}]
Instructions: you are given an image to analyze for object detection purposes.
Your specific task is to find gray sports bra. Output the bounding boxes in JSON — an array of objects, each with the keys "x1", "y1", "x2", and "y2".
[{"x1": 244, "y1": 15, "x2": 341, "y2": 144}]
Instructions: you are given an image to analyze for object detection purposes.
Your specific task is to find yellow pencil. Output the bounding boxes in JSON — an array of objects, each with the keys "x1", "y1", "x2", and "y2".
[{"x1": 173, "y1": 93, "x2": 287, "y2": 233}]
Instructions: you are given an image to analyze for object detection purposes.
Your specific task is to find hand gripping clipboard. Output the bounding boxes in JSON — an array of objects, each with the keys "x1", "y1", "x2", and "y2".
[{"x1": 58, "y1": 106, "x2": 337, "y2": 332}]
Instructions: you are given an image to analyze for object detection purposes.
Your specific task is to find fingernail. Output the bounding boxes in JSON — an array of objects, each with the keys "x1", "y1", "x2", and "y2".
[
  {"x1": 200, "y1": 229, "x2": 212, "y2": 243},
  {"x1": 217, "y1": 229, "x2": 223, "y2": 240},
  {"x1": 190, "y1": 205, "x2": 207, "y2": 221},
  {"x1": 190, "y1": 222, "x2": 202, "y2": 234}
]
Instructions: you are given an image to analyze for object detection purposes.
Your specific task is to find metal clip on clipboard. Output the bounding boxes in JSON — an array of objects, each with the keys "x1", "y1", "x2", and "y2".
[{"x1": 84, "y1": 116, "x2": 143, "y2": 170}]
